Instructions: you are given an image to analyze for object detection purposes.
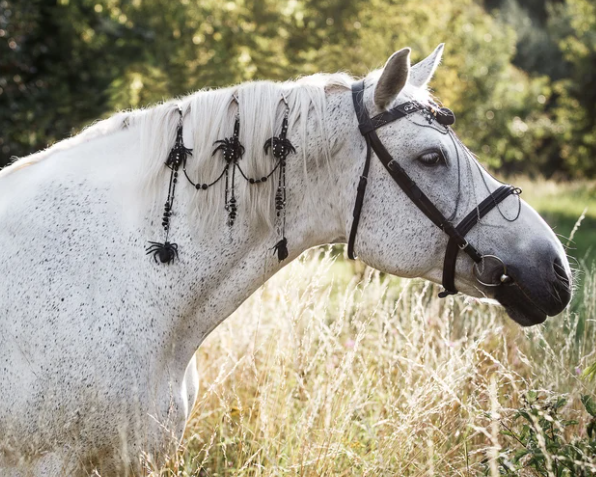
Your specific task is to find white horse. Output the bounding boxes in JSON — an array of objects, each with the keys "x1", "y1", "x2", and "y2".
[{"x1": 0, "y1": 45, "x2": 571, "y2": 475}]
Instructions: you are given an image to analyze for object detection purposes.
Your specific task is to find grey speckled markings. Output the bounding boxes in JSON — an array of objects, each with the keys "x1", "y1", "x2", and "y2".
[{"x1": 0, "y1": 44, "x2": 571, "y2": 475}]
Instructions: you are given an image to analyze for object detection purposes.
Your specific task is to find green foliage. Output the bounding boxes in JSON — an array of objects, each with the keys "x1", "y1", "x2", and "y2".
[
  {"x1": 1, "y1": 0, "x2": 595, "y2": 179},
  {"x1": 489, "y1": 392, "x2": 596, "y2": 476},
  {"x1": 549, "y1": 0, "x2": 596, "y2": 178}
]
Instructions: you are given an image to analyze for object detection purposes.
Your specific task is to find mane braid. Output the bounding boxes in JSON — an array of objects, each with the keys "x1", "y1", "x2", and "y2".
[
  {"x1": 145, "y1": 108, "x2": 191, "y2": 264},
  {"x1": 212, "y1": 111, "x2": 245, "y2": 227},
  {"x1": 265, "y1": 97, "x2": 295, "y2": 261},
  {"x1": 151, "y1": 94, "x2": 297, "y2": 264}
]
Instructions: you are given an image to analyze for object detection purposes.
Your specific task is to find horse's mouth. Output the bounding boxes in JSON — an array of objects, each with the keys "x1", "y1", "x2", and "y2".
[
  {"x1": 502, "y1": 299, "x2": 547, "y2": 326},
  {"x1": 494, "y1": 282, "x2": 549, "y2": 327}
]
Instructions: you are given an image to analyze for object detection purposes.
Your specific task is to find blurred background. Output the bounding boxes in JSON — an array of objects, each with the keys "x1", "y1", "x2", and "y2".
[
  {"x1": 1, "y1": 0, "x2": 595, "y2": 259},
  {"x1": 3, "y1": 3, "x2": 596, "y2": 473}
]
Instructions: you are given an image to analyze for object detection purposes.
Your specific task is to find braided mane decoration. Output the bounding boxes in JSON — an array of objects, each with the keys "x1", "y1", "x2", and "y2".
[
  {"x1": 146, "y1": 109, "x2": 192, "y2": 264},
  {"x1": 264, "y1": 97, "x2": 295, "y2": 261},
  {"x1": 213, "y1": 114, "x2": 244, "y2": 226},
  {"x1": 148, "y1": 95, "x2": 296, "y2": 264}
]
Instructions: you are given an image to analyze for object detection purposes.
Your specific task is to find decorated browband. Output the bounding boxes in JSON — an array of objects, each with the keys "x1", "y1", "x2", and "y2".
[
  {"x1": 422, "y1": 103, "x2": 456, "y2": 127},
  {"x1": 146, "y1": 95, "x2": 295, "y2": 265}
]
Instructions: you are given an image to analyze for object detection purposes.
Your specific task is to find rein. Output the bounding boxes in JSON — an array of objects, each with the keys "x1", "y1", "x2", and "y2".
[{"x1": 348, "y1": 80, "x2": 521, "y2": 297}]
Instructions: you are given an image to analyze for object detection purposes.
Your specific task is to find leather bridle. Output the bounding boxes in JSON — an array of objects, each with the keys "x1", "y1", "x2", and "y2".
[{"x1": 348, "y1": 80, "x2": 521, "y2": 297}]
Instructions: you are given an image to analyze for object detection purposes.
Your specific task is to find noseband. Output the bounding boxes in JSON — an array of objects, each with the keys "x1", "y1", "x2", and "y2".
[{"x1": 348, "y1": 80, "x2": 521, "y2": 297}]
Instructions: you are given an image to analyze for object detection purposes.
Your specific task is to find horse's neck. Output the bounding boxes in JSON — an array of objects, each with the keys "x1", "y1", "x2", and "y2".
[{"x1": 146, "y1": 93, "x2": 355, "y2": 360}]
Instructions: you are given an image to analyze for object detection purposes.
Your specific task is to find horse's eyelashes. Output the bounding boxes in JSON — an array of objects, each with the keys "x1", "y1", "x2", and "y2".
[{"x1": 417, "y1": 149, "x2": 445, "y2": 167}]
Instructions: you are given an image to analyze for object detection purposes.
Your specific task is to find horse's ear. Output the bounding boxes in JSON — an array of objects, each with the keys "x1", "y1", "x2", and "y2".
[
  {"x1": 409, "y1": 43, "x2": 444, "y2": 88},
  {"x1": 374, "y1": 47, "x2": 411, "y2": 110}
]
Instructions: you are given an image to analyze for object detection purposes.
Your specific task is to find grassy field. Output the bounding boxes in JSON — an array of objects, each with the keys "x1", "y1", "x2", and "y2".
[
  {"x1": 152, "y1": 180, "x2": 596, "y2": 476},
  {"x1": 515, "y1": 178, "x2": 596, "y2": 266}
]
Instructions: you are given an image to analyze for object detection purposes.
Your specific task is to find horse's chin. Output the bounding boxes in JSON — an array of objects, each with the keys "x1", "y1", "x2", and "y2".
[
  {"x1": 502, "y1": 302, "x2": 547, "y2": 327},
  {"x1": 494, "y1": 285, "x2": 548, "y2": 327}
]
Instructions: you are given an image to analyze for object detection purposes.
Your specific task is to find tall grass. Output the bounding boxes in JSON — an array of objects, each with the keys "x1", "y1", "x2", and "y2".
[{"x1": 151, "y1": 249, "x2": 596, "y2": 476}]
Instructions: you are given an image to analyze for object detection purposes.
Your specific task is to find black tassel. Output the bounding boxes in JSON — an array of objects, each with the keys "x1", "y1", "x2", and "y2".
[
  {"x1": 273, "y1": 238, "x2": 289, "y2": 261},
  {"x1": 146, "y1": 109, "x2": 191, "y2": 264},
  {"x1": 264, "y1": 108, "x2": 295, "y2": 262}
]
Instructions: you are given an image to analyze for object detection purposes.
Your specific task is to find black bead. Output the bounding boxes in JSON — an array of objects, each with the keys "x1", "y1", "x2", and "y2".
[
  {"x1": 261, "y1": 177, "x2": 267, "y2": 182},
  {"x1": 202, "y1": 184, "x2": 208, "y2": 190},
  {"x1": 249, "y1": 178, "x2": 255, "y2": 184},
  {"x1": 195, "y1": 184, "x2": 200, "y2": 190}
]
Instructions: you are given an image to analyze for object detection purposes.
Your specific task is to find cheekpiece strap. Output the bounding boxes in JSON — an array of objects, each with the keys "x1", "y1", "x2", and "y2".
[
  {"x1": 348, "y1": 80, "x2": 438, "y2": 260},
  {"x1": 439, "y1": 185, "x2": 519, "y2": 296}
]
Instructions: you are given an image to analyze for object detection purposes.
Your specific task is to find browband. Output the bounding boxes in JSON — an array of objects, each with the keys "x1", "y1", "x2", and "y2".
[{"x1": 348, "y1": 79, "x2": 519, "y2": 297}]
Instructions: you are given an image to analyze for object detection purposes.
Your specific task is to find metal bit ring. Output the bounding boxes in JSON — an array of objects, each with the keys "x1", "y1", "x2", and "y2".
[{"x1": 472, "y1": 255, "x2": 511, "y2": 287}]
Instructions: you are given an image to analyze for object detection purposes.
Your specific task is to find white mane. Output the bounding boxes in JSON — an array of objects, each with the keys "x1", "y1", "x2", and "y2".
[
  {"x1": 135, "y1": 73, "x2": 356, "y2": 232},
  {"x1": 0, "y1": 71, "x2": 431, "y2": 232}
]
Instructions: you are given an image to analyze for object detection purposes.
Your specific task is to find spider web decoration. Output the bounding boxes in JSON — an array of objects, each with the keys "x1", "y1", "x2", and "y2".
[
  {"x1": 146, "y1": 109, "x2": 192, "y2": 264},
  {"x1": 264, "y1": 103, "x2": 296, "y2": 261}
]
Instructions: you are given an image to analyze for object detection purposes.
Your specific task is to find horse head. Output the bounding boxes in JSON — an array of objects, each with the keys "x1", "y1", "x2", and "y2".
[{"x1": 338, "y1": 45, "x2": 572, "y2": 326}]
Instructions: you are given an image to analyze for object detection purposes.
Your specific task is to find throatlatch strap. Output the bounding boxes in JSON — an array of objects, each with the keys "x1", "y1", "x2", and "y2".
[{"x1": 439, "y1": 185, "x2": 518, "y2": 297}]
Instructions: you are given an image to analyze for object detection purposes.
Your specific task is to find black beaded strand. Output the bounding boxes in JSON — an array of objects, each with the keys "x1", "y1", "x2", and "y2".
[
  {"x1": 147, "y1": 96, "x2": 296, "y2": 264},
  {"x1": 213, "y1": 113, "x2": 245, "y2": 227},
  {"x1": 146, "y1": 108, "x2": 192, "y2": 264},
  {"x1": 264, "y1": 100, "x2": 295, "y2": 261}
]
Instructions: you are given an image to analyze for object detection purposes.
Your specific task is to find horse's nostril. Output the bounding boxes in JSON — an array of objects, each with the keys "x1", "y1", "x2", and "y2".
[{"x1": 553, "y1": 257, "x2": 570, "y2": 286}]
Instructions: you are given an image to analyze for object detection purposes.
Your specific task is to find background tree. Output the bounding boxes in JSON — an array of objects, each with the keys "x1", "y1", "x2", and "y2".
[{"x1": 1, "y1": 0, "x2": 595, "y2": 180}]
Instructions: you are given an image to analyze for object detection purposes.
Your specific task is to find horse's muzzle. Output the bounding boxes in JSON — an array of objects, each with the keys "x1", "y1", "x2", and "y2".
[{"x1": 488, "y1": 248, "x2": 572, "y2": 326}]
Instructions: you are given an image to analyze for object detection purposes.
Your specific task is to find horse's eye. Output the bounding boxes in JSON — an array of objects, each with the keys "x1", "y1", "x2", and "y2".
[{"x1": 417, "y1": 150, "x2": 445, "y2": 167}]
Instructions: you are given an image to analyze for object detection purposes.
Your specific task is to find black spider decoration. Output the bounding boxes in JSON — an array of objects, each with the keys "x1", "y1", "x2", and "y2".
[
  {"x1": 213, "y1": 115, "x2": 246, "y2": 227},
  {"x1": 146, "y1": 241, "x2": 179, "y2": 264},
  {"x1": 147, "y1": 108, "x2": 192, "y2": 264},
  {"x1": 213, "y1": 117, "x2": 245, "y2": 164},
  {"x1": 213, "y1": 137, "x2": 245, "y2": 164},
  {"x1": 273, "y1": 237, "x2": 289, "y2": 261},
  {"x1": 166, "y1": 125, "x2": 193, "y2": 169},
  {"x1": 264, "y1": 135, "x2": 296, "y2": 159}
]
